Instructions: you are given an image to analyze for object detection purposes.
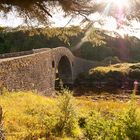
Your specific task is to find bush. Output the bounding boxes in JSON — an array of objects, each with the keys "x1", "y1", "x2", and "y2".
[
  {"x1": 0, "y1": 90, "x2": 82, "y2": 139},
  {"x1": 123, "y1": 95, "x2": 140, "y2": 140},
  {"x1": 84, "y1": 94, "x2": 140, "y2": 140},
  {"x1": 54, "y1": 89, "x2": 81, "y2": 137},
  {"x1": 129, "y1": 69, "x2": 140, "y2": 80},
  {"x1": 89, "y1": 71, "x2": 105, "y2": 81},
  {"x1": 84, "y1": 111, "x2": 126, "y2": 140},
  {"x1": 1, "y1": 90, "x2": 140, "y2": 139},
  {"x1": 130, "y1": 64, "x2": 140, "y2": 70},
  {"x1": 87, "y1": 63, "x2": 140, "y2": 89},
  {"x1": 102, "y1": 56, "x2": 121, "y2": 65},
  {"x1": 105, "y1": 70, "x2": 125, "y2": 87},
  {"x1": 88, "y1": 69, "x2": 125, "y2": 87}
]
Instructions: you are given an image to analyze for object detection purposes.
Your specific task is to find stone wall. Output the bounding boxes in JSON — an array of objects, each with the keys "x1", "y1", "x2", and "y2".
[
  {"x1": 0, "y1": 50, "x2": 54, "y2": 94},
  {"x1": 0, "y1": 48, "x2": 50, "y2": 59},
  {"x1": 0, "y1": 47, "x2": 100, "y2": 95},
  {"x1": 73, "y1": 57, "x2": 101, "y2": 79}
]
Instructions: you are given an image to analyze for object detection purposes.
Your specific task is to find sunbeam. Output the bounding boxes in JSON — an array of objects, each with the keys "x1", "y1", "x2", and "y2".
[{"x1": 107, "y1": 0, "x2": 129, "y2": 9}]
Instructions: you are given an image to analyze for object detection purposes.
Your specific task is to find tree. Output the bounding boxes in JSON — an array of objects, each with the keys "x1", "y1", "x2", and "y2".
[
  {"x1": 0, "y1": 0, "x2": 97, "y2": 24},
  {"x1": 0, "y1": 0, "x2": 139, "y2": 24}
]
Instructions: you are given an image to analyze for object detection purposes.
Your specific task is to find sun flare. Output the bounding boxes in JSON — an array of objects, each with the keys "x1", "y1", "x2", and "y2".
[{"x1": 108, "y1": 0, "x2": 129, "y2": 8}]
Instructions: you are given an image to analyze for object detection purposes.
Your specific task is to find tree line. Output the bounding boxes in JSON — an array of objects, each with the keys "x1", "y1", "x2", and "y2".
[{"x1": 0, "y1": 26, "x2": 140, "y2": 62}]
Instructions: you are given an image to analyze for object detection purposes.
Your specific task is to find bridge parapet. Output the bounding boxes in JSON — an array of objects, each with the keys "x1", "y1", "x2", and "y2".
[{"x1": 0, "y1": 48, "x2": 51, "y2": 59}]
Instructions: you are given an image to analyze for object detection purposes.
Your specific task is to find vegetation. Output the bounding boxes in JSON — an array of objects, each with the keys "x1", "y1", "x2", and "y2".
[
  {"x1": 0, "y1": 0, "x2": 139, "y2": 24},
  {"x1": 75, "y1": 62, "x2": 140, "y2": 93},
  {"x1": 0, "y1": 0, "x2": 94, "y2": 24},
  {"x1": 1, "y1": 0, "x2": 140, "y2": 139},
  {"x1": 79, "y1": 34, "x2": 140, "y2": 62},
  {"x1": 91, "y1": 62, "x2": 140, "y2": 75},
  {"x1": 90, "y1": 63, "x2": 133, "y2": 74},
  {"x1": 0, "y1": 90, "x2": 140, "y2": 140},
  {"x1": 84, "y1": 98, "x2": 140, "y2": 140},
  {"x1": 0, "y1": 106, "x2": 5, "y2": 140},
  {"x1": 0, "y1": 26, "x2": 83, "y2": 53},
  {"x1": 1, "y1": 26, "x2": 140, "y2": 63}
]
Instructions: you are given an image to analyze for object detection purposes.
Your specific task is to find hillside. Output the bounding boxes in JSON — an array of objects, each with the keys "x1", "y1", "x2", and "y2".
[
  {"x1": 0, "y1": 26, "x2": 140, "y2": 63},
  {"x1": 74, "y1": 30, "x2": 140, "y2": 62},
  {"x1": 77, "y1": 63, "x2": 140, "y2": 91}
]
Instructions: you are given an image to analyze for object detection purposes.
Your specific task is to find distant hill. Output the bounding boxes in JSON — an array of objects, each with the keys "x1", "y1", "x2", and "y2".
[
  {"x1": 73, "y1": 30, "x2": 140, "y2": 62},
  {"x1": 0, "y1": 26, "x2": 140, "y2": 62}
]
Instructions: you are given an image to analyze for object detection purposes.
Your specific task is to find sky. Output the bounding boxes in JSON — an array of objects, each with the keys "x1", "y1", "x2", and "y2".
[{"x1": 0, "y1": 0, "x2": 140, "y2": 39}]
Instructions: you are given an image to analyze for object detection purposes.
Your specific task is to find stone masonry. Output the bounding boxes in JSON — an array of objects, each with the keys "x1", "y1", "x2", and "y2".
[{"x1": 0, "y1": 47, "x2": 100, "y2": 95}]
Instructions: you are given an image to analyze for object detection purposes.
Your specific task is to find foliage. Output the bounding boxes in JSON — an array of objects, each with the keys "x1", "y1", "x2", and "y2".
[
  {"x1": 84, "y1": 94, "x2": 140, "y2": 140},
  {"x1": 75, "y1": 63, "x2": 140, "y2": 89},
  {"x1": 84, "y1": 111, "x2": 126, "y2": 140},
  {"x1": 80, "y1": 42, "x2": 113, "y2": 61},
  {"x1": 1, "y1": 90, "x2": 140, "y2": 139},
  {"x1": 102, "y1": 56, "x2": 121, "y2": 65},
  {"x1": 84, "y1": 29, "x2": 106, "y2": 46},
  {"x1": 0, "y1": 91, "x2": 58, "y2": 139},
  {"x1": 123, "y1": 93, "x2": 140, "y2": 140},
  {"x1": 54, "y1": 89, "x2": 81, "y2": 137},
  {"x1": 90, "y1": 63, "x2": 132, "y2": 74},
  {"x1": 89, "y1": 63, "x2": 140, "y2": 80},
  {"x1": 0, "y1": 26, "x2": 83, "y2": 53},
  {"x1": 0, "y1": 0, "x2": 139, "y2": 25},
  {"x1": 0, "y1": 0, "x2": 95, "y2": 24},
  {"x1": 129, "y1": 69, "x2": 140, "y2": 80},
  {"x1": 0, "y1": 90, "x2": 81, "y2": 139},
  {"x1": 75, "y1": 31, "x2": 140, "y2": 62},
  {"x1": 1, "y1": 26, "x2": 140, "y2": 63},
  {"x1": 0, "y1": 26, "x2": 107, "y2": 55}
]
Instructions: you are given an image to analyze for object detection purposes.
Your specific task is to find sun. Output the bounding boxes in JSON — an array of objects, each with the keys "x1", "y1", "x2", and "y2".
[{"x1": 108, "y1": 0, "x2": 129, "y2": 8}]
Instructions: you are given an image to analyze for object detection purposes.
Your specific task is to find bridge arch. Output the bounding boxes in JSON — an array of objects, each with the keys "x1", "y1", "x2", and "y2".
[{"x1": 55, "y1": 55, "x2": 73, "y2": 89}]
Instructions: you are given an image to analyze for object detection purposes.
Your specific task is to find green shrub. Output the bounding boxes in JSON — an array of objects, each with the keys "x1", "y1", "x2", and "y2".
[
  {"x1": 130, "y1": 64, "x2": 140, "y2": 70},
  {"x1": 102, "y1": 56, "x2": 121, "y2": 65},
  {"x1": 84, "y1": 94, "x2": 140, "y2": 140},
  {"x1": 1, "y1": 90, "x2": 140, "y2": 140},
  {"x1": 54, "y1": 89, "x2": 81, "y2": 138},
  {"x1": 129, "y1": 69, "x2": 140, "y2": 80},
  {"x1": 105, "y1": 70, "x2": 125, "y2": 87},
  {"x1": 123, "y1": 94, "x2": 140, "y2": 140},
  {"x1": 89, "y1": 70, "x2": 105, "y2": 82},
  {"x1": 84, "y1": 111, "x2": 126, "y2": 140}
]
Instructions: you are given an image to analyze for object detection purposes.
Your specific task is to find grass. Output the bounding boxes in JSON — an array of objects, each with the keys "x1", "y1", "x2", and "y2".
[
  {"x1": 0, "y1": 90, "x2": 140, "y2": 139},
  {"x1": 89, "y1": 63, "x2": 136, "y2": 74},
  {"x1": 0, "y1": 91, "x2": 57, "y2": 140},
  {"x1": 95, "y1": 63, "x2": 129, "y2": 72},
  {"x1": 76, "y1": 96, "x2": 128, "y2": 116},
  {"x1": 89, "y1": 62, "x2": 140, "y2": 75}
]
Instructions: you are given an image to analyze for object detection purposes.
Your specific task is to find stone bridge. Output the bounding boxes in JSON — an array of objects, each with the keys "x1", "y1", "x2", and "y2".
[{"x1": 0, "y1": 47, "x2": 100, "y2": 94}]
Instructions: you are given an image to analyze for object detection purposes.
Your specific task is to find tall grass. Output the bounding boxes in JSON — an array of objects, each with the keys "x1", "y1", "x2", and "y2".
[
  {"x1": 0, "y1": 90, "x2": 140, "y2": 139},
  {"x1": 84, "y1": 93, "x2": 140, "y2": 140},
  {"x1": 0, "y1": 91, "x2": 57, "y2": 139}
]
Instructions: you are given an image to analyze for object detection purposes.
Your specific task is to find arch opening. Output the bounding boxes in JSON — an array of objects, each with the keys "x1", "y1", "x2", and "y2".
[{"x1": 55, "y1": 56, "x2": 73, "y2": 90}]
